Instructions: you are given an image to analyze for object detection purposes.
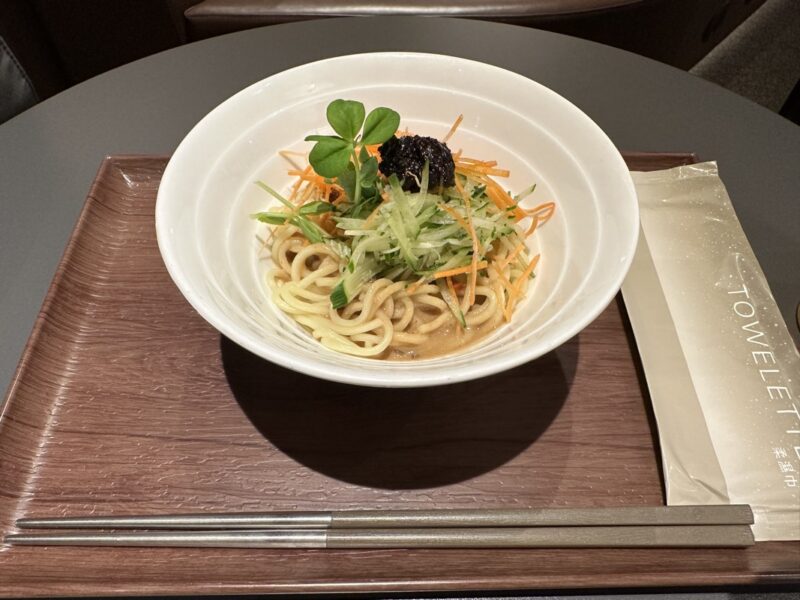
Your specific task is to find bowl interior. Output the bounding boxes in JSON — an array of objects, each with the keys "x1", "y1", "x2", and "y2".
[{"x1": 156, "y1": 53, "x2": 637, "y2": 387}]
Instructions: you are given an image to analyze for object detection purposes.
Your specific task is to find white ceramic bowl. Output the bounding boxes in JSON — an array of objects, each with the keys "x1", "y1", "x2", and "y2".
[{"x1": 156, "y1": 52, "x2": 638, "y2": 387}]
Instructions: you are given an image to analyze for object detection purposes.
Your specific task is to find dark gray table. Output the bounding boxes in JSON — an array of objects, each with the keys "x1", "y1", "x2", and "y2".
[{"x1": 0, "y1": 16, "x2": 797, "y2": 599}]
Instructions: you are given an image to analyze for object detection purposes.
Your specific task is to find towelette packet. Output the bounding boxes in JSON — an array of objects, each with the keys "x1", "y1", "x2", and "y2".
[{"x1": 622, "y1": 161, "x2": 799, "y2": 541}]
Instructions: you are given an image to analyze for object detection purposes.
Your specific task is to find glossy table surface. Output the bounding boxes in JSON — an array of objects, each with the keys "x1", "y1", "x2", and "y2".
[{"x1": 0, "y1": 16, "x2": 797, "y2": 599}]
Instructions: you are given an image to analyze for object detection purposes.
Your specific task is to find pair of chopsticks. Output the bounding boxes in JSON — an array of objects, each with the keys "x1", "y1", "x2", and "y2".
[{"x1": 6, "y1": 505, "x2": 755, "y2": 548}]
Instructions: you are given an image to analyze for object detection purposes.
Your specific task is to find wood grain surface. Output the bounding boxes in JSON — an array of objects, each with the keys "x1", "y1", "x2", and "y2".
[{"x1": 0, "y1": 155, "x2": 797, "y2": 597}]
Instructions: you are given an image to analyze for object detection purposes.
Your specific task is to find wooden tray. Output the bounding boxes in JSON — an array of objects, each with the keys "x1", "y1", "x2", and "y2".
[{"x1": 0, "y1": 154, "x2": 797, "y2": 597}]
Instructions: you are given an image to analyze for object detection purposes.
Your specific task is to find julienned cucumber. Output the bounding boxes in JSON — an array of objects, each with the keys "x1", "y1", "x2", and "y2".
[{"x1": 330, "y1": 256, "x2": 381, "y2": 309}]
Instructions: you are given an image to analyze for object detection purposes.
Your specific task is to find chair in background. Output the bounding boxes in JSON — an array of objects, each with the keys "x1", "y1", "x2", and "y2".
[
  {"x1": 184, "y1": 0, "x2": 768, "y2": 70},
  {"x1": 0, "y1": 0, "x2": 195, "y2": 124},
  {"x1": 0, "y1": 0, "x2": 67, "y2": 123},
  {"x1": 0, "y1": 0, "x2": 775, "y2": 123}
]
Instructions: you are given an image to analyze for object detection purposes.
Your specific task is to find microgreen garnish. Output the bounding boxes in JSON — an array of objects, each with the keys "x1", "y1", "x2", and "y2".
[
  {"x1": 305, "y1": 99, "x2": 399, "y2": 211},
  {"x1": 251, "y1": 181, "x2": 329, "y2": 244}
]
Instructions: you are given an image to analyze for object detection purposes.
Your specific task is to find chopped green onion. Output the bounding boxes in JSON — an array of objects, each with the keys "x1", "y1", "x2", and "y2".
[
  {"x1": 252, "y1": 211, "x2": 288, "y2": 225},
  {"x1": 298, "y1": 201, "x2": 335, "y2": 215}
]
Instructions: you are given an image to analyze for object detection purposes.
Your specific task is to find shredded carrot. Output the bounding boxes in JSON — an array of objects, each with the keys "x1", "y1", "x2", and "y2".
[
  {"x1": 490, "y1": 263, "x2": 519, "y2": 322},
  {"x1": 458, "y1": 157, "x2": 498, "y2": 167},
  {"x1": 288, "y1": 167, "x2": 328, "y2": 188},
  {"x1": 476, "y1": 176, "x2": 527, "y2": 222},
  {"x1": 299, "y1": 180, "x2": 317, "y2": 204},
  {"x1": 456, "y1": 164, "x2": 511, "y2": 178},
  {"x1": 287, "y1": 167, "x2": 318, "y2": 179},
  {"x1": 505, "y1": 293, "x2": 519, "y2": 322},
  {"x1": 446, "y1": 276, "x2": 459, "y2": 303},
  {"x1": 406, "y1": 277, "x2": 427, "y2": 295},
  {"x1": 490, "y1": 262, "x2": 514, "y2": 291},
  {"x1": 442, "y1": 114, "x2": 464, "y2": 144},
  {"x1": 503, "y1": 254, "x2": 540, "y2": 320},
  {"x1": 438, "y1": 202, "x2": 470, "y2": 233},
  {"x1": 515, "y1": 254, "x2": 541, "y2": 289},
  {"x1": 287, "y1": 165, "x2": 337, "y2": 206},
  {"x1": 433, "y1": 261, "x2": 489, "y2": 280},
  {"x1": 524, "y1": 215, "x2": 540, "y2": 238},
  {"x1": 454, "y1": 177, "x2": 481, "y2": 306},
  {"x1": 287, "y1": 165, "x2": 311, "y2": 202},
  {"x1": 483, "y1": 181, "x2": 509, "y2": 206},
  {"x1": 499, "y1": 240, "x2": 526, "y2": 270},
  {"x1": 525, "y1": 202, "x2": 556, "y2": 224},
  {"x1": 457, "y1": 158, "x2": 509, "y2": 181}
]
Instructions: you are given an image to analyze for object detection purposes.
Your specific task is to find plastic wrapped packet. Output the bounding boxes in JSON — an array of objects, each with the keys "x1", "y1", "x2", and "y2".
[{"x1": 622, "y1": 161, "x2": 799, "y2": 541}]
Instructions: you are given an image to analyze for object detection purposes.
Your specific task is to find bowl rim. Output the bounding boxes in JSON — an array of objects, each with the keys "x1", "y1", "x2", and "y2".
[{"x1": 156, "y1": 51, "x2": 638, "y2": 387}]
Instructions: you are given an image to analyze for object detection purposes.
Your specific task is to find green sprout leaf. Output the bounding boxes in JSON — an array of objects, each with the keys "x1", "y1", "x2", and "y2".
[
  {"x1": 298, "y1": 200, "x2": 335, "y2": 216},
  {"x1": 308, "y1": 137, "x2": 352, "y2": 178},
  {"x1": 359, "y1": 156, "x2": 379, "y2": 186},
  {"x1": 289, "y1": 215, "x2": 326, "y2": 244},
  {"x1": 361, "y1": 107, "x2": 400, "y2": 145},
  {"x1": 337, "y1": 162, "x2": 357, "y2": 203},
  {"x1": 349, "y1": 187, "x2": 380, "y2": 218},
  {"x1": 252, "y1": 211, "x2": 288, "y2": 224},
  {"x1": 326, "y1": 99, "x2": 365, "y2": 142}
]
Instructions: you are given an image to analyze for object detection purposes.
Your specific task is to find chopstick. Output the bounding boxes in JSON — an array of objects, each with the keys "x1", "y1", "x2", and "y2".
[
  {"x1": 5, "y1": 525, "x2": 754, "y2": 548},
  {"x1": 15, "y1": 505, "x2": 754, "y2": 530}
]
